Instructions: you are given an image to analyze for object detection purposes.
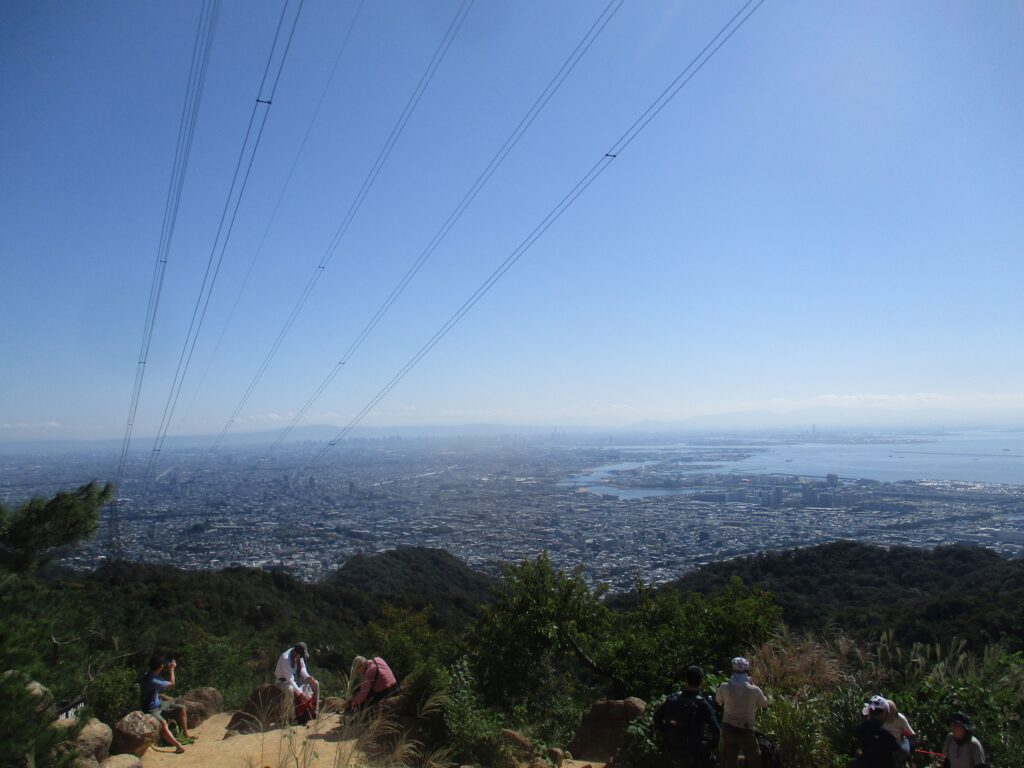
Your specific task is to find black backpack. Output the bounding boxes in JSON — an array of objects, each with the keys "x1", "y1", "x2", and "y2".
[
  {"x1": 661, "y1": 693, "x2": 711, "y2": 751},
  {"x1": 755, "y1": 731, "x2": 782, "y2": 768}
]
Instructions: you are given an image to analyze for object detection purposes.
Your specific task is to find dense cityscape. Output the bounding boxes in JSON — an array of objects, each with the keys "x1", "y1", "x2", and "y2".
[{"x1": 2, "y1": 433, "x2": 1022, "y2": 590}]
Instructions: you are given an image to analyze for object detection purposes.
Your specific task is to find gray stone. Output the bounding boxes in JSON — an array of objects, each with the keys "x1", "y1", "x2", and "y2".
[
  {"x1": 225, "y1": 684, "x2": 291, "y2": 734},
  {"x1": 111, "y1": 711, "x2": 160, "y2": 757},
  {"x1": 100, "y1": 755, "x2": 143, "y2": 768},
  {"x1": 567, "y1": 697, "x2": 647, "y2": 762}
]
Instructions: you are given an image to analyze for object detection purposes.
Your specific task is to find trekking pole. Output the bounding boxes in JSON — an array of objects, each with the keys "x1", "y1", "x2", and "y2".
[{"x1": 913, "y1": 748, "x2": 945, "y2": 767}]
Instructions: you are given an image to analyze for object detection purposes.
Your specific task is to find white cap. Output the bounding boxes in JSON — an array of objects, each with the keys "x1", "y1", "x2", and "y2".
[{"x1": 862, "y1": 695, "x2": 889, "y2": 716}]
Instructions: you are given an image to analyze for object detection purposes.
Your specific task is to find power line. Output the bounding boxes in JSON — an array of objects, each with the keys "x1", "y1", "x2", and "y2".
[
  {"x1": 254, "y1": 0, "x2": 625, "y2": 463},
  {"x1": 110, "y1": 0, "x2": 220, "y2": 550},
  {"x1": 172, "y1": 0, "x2": 368, "y2": 438},
  {"x1": 205, "y1": 0, "x2": 475, "y2": 454},
  {"x1": 297, "y1": 0, "x2": 767, "y2": 475},
  {"x1": 141, "y1": 0, "x2": 306, "y2": 487}
]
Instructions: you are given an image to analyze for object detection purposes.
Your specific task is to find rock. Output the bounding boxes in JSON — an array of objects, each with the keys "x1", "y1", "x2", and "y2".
[
  {"x1": 162, "y1": 687, "x2": 223, "y2": 729},
  {"x1": 321, "y1": 696, "x2": 347, "y2": 714},
  {"x1": 72, "y1": 720, "x2": 113, "y2": 765},
  {"x1": 501, "y1": 728, "x2": 533, "y2": 757},
  {"x1": 226, "y1": 684, "x2": 291, "y2": 734},
  {"x1": 27, "y1": 679, "x2": 55, "y2": 713},
  {"x1": 100, "y1": 755, "x2": 143, "y2": 768},
  {"x1": 71, "y1": 758, "x2": 100, "y2": 768},
  {"x1": 567, "y1": 697, "x2": 647, "y2": 763},
  {"x1": 110, "y1": 711, "x2": 160, "y2": 756},
  {"x1": 546, "y1": 747, "x2": 567, "y2": 766}
]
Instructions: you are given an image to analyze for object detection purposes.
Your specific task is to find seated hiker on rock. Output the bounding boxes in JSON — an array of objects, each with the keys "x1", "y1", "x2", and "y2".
[
  {"x1": 943, "y1": 712, "x2": 987, "y2": 768},
  {"x1": 850, "y1": 695, "x2": 903, "y2": 768},
  {"x1": 344, "y1": 655, "x2": 398, "y2": 714},
  {"x1": 275, "y1": 642, "x2": 319, "y2": 724},
  {"x1": 716, "y1": 657, "x2": 768, "y2": 768},
  {"x1": 654, "y1": 665, "x2": 720, "y2": 767},
  {"x1": 140, "y1": 656, "x2": 191, "y2": 753}
]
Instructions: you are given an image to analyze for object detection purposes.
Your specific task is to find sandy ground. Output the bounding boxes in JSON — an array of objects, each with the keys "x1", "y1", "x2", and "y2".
[
  {"x1": 142, "y1": 712, "x2": 357, "y2": 768},
  {"x1": 141, "y1": 711, "x2": 605, "y2": 768}
]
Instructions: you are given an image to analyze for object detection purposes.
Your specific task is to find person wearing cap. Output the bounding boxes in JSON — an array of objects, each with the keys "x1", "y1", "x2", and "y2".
[
  {"x1": 345, "y1": 655, "x2": 399, "y2": 714},
  {"x1": 139, "y1": 655, "x2": 190, "y2": 753},
  {"x1": 943, "y1": 713, "x2": 986, "y2": 768},
  {"x1": 275, "y1": 643, "x2": 319, "y2": 723},
  {"x1": 715, "y1": 656, "x2": 768, "y2": 768},
  {"x1": 851, "y1": 695, "x2": 903, "y2": 768},
  {"x1": 654, "y1": 665, "x2": 720, "y2": 767}
]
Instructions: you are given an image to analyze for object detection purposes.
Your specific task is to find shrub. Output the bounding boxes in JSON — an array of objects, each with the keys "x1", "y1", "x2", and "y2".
[
  {"x1": 85, "y1": 665, "x2": 137, "y2": 727},
  {"x1": 177, "y1": 637, "x2": 264, "y2": 709},
  {"x1": 443, "y1": 658, "x2": 510, "y2": 767},
  {"x1": 0, "y1": 671, "x2": 80, "y2": 768},
  {"x1": 619, "y1": 693, "x2": 674, "y2": 768}
]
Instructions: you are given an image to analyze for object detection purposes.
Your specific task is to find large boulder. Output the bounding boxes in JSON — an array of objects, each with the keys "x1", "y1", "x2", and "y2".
[
  {"x1": 100, "y1": 755, "x2": 142, "y2": 768},
  {"x1": 110, "y1": 711, "x2": 160, "y2": 757},
  {"x1": 501, "y1": 728, "x2": 533, "y2": 760},
  {"x1": 59, "y1": 718, "x2": 112, "y2": 766},
  {"x1": 225, "y1": 684, "x2": 290, "y2": 735},
  {"x1": 567, "y1": 697, "x2": 646, "y2": 762},
  {"x1": 162, "y1": 687, "x2": 223, "y2": 729}
]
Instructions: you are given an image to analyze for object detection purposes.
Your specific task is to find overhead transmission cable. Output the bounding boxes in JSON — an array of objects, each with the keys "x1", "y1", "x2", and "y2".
[
  {"x1": 205, "y1": 0, "x2": 475, "y2": 454},
  {"x1": 296, "y1": 0, "x2": 767, "y2": 476},
  {"x1": 253, "y1": 0, "x2": 625, "y2": 464},
  {"x1": 142, "y1": 0, "x2": 306, "y2": 487},
  {"x1": 110, "y1": 0, "x2": 220, "y2": 546},
  {"x1": 173, "y1": 0, "x2": 367, "y2": 436}
]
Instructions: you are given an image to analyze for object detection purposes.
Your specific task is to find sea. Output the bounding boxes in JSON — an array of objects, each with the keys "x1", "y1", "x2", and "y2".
[{"x1": 561, "y1": 430, "x2": 1024, "y2": 498}]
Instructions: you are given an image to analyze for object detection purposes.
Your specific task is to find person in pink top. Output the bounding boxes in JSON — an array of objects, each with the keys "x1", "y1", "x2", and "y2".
[{"x1": 345, "y1": 655, "x2": 399, "y2": 713}]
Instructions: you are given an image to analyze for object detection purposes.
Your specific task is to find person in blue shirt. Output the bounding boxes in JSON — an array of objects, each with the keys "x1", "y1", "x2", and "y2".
[{"x1": 140, "y1": 656, "x2": 191, "y2": 753}]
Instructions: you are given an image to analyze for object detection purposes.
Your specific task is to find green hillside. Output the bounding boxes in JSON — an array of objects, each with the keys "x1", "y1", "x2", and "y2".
[{"x1": 659, "y1": 540, "x2": 1024, "y2": 649}]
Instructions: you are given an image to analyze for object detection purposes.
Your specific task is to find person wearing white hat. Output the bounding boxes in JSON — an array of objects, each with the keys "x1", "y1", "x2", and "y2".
[
  {"x1": 851, "y1": 695, "x2": 903, "y2": 768},
  {"x1": 715, "y1": 657, "x2": 768, "y2": 768}
]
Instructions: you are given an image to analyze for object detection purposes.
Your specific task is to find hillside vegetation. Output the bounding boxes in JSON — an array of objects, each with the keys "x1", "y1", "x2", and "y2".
[
  {"x1": 2, "y1": 483, "x2": 1022, "y2": 767},
  {"x1": 662, "y1": 540, "x2": 1024, "y2": 649}
]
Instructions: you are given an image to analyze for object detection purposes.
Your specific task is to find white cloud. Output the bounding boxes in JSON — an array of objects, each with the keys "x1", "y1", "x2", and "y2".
[{"x1": 0, "y1": 420, "x2": 62, "y2": 431}]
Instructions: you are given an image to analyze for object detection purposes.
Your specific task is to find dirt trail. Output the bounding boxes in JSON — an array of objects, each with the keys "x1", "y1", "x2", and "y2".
[
  {"x1": 141, "y1": 710, "x2": 604, "y2": 768},
  {"x1": 142, "y1": 712, "x2": 357, "y2": 768}
]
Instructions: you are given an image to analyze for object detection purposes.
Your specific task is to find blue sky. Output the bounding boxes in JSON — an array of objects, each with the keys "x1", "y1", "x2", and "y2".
[{"x1": 1, "y1": 0, "x2": 1022, "y2": 441}]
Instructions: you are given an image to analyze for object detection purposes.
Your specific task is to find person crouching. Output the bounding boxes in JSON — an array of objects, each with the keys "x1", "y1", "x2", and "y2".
[{"x1": 345, "y1": 655, "x2": 399, "y2": 714}]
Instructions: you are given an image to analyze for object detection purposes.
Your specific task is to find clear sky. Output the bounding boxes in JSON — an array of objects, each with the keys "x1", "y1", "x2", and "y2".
[{"x1": 2, "y1": 0, "x2": 1022, "y2": 442}]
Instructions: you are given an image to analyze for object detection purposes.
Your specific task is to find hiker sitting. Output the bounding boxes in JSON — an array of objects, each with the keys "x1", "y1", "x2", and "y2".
[
  {"x1": 275, "y1": 642, "x2": 318, "y2": 724},
  {"x1": 716, "y1": 657, "x2": 768, "y2": 768},
  {"x1": 345, "y1": 655, "x2": 398, "y2": 714},
  {"x1": 140, "y1": 656, "x2": 190, "y2": 753},
  {"x1": 851, "y1": 695, "x2": 903, "y2": 768},
  {"x1": 654, "y1": 665, "x2": 720, "y2": 767},
  {"x1": 943, "y1": 712, "x2": 986, "y2": 768}
]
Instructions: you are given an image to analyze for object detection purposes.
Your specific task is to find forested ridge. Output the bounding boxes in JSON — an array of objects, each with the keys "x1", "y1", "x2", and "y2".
[{"x1": 661, "y1": 540, "x2": 1024, "y2": 650}]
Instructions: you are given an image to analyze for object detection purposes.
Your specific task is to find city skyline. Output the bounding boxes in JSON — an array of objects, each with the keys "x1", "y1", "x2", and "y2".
[{"x1": 2, "y1": 0, "x2": 1022, "y2": 442}]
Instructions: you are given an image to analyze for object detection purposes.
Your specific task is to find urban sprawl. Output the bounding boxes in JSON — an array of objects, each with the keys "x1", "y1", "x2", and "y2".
[{"x1": 3, "y1": 438, "x2": 1022, "y2": 590}]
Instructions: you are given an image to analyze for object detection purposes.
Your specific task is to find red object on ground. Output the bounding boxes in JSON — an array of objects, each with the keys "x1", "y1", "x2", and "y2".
[{"x1": 294, "y1": 691, "x2": 316, "y2": 722}]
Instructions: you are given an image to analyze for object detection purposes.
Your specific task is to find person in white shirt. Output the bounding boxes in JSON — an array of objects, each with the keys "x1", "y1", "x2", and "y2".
[
  {"x1": 274, "y1": 642, "x2": 319, "y2": 723},
  {"x1": 715, "y1": 656, "x2": 768, "y2": 768}
]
